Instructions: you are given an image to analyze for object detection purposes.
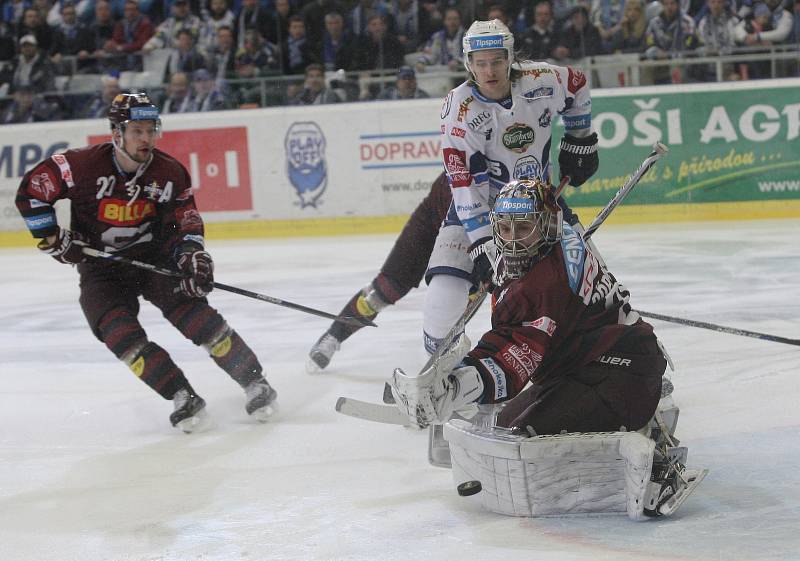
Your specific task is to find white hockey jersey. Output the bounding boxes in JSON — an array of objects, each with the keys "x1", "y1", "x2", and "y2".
[{"x1": 439, "y1": 61, "x2": 593, "y2": 244}]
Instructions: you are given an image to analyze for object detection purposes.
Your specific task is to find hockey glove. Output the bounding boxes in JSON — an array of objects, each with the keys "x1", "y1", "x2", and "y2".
[
  {"x1": 468, "y1": 238, "x2": 497, "y2": 287},
  {"x1": 558, "y1": 132, "x2": 599, "y2": 187},
  {"x1": 390, "y1": 333, "x2": 484, "y2": 428},
  {"x1": 37, "y1": 227, "x2": 88, "y2": 265},
  {"x1": 176, "y1": 243, "x2": 214, "y2": 298}
]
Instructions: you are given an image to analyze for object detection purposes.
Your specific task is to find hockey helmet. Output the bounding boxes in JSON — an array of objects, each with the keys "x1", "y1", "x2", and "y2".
[
  {"x1": 490, "y1": 179, "x2": 562, "y2": 281},
  {"x1": 462, "y1": 19, "x2": 515, "y2": 79},
  {"x1": 108, "y1": 92, "x2": 161, "y2": 133}
]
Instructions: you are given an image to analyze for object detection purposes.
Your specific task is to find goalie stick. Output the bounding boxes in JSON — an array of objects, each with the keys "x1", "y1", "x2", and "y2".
[
  {"x1": 336, "y1": 142, "x2": 670, "y2": 425},
  {"x1": 81, "y1": 247, "x2": 375, "y2": 328}
]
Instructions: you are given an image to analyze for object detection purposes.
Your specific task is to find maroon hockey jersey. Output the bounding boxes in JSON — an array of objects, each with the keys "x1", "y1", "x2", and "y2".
[
  {"x1": 16, "y1": 143, "x2": 203, "y2": 257},
  {"x1": 466, "y1": 221, "x2": 656, "y2": 404}
]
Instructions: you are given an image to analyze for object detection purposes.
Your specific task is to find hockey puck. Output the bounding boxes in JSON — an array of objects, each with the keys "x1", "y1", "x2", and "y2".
[{"x1": 456, "y1": 480, "x2": 482, "y2": 496}]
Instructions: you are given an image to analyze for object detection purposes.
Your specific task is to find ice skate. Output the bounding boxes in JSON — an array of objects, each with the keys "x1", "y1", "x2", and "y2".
[
  {"x1": 245, "y1": 378, "x2": 278, "y2": 422},
  {"x1": 306, "y1": 332, "x2": 341, "y2": 373},
  {"x1": 643, "y1": 441, "x2": 708, "y2": 517},
  {"x1": 170, "y1": 388, "x2": 209, "y2": 433}
]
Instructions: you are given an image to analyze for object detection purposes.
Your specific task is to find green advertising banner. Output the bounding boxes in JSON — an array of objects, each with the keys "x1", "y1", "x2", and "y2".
[{"x1": 560, "y1": 79, "x2": 800, "y2": 210}]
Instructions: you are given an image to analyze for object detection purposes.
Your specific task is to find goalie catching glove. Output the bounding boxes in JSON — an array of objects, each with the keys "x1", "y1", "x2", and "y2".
[
  {"x1": 175, "y1": 242, "x2": 214, "y2": 298},
  {"x1": 390, "y1": 332, "x2": 485, "y2": 428},
  {"x1": 37, "y1": 227, "x2": 88, "y2": 265},
  {"x1": 559, "y1": 132, "x2": 599, "y2": 187}
]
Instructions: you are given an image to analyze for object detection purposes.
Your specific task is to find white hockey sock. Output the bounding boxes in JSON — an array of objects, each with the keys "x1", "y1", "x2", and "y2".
[{"x1": 423, "y1": 274, "x2": 472, "y2": 353}]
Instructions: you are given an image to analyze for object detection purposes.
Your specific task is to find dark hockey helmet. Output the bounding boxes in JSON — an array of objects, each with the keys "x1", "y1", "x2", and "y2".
[
  {"x1": 490, "y1": 179, "x2": 562, "y2": 281},
  {"x1": 108, "y1": 92, "x2": 161, "y2": 132}
]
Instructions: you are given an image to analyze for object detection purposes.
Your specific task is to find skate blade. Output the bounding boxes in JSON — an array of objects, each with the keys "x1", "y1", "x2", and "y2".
[
  {"x1": 250, "y1": 401, "x2": 279, "y2": 423},
  {"x1": 176, "y1": 409, "x2": 211, "y2": 434},
  {"x1": 659, "y1": 468, "x2": 709, "y2": 516}
]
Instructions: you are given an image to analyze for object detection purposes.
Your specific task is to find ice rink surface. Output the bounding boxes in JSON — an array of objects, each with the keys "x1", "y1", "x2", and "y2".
[{"x1": 0, "y1": 218, "x2": 798, "y2": 561}]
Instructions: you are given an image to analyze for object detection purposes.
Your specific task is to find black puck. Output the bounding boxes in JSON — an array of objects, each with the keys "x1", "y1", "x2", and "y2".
[{"x1": 457, "y1": 480, "x2": 482, "y2": 496}]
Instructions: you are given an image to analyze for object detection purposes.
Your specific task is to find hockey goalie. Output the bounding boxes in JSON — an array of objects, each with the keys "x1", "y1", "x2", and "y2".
[{"x1": 390, "y1": 179, "x2": 707, "y2": 519}]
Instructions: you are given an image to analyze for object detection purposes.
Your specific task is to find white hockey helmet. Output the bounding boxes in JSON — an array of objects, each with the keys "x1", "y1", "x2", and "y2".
[{"x1": 462, "y1": 19, "x2": 515, "y2": 78}]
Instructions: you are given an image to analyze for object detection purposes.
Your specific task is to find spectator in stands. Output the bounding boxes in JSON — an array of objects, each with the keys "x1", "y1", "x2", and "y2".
[
  {"x1": 485, "y1": 3, "x2": 513, "y2": 29},
  {"x1": 352, "y1": 13, "x2": 404, "y2": 71},
  {"x1": 693, "y1": 0, "x2": 739, "y2": 79},
  {"x1": 76, "y1": 72, "x2": 121, "y2": 118},
  {"x1": 234, "y1": 28, "x2": 279, "y2": 76},
  {"x1": 3, "y1": 0, "x2": 31, "y2": 29},
  {"x1": 388, "y1": 0, "x2": 430, "y2": 53},
  {"x1": 592, "y1": 0, "x2": 627, "y2": 52},
  {"x1": 791, "y1": 0, "x2": 800, "y2": 43},
  {"x1": 317, "y1": 11, "x2": 355, "y2": 71},
  {"x1": 7, "y1": 34, "x2": 55, "y2": 92},
  {"x1": 520, "y1": 0, "x2": 558, "y2": 59},
  {"x1": 166, "y1": 27, "x2": 208, "y2": 76},
  {"x1": 46, "y1": 0, "x2": 93, "y2": 27},
  {"x1": 264, "y1": 0, "x2": 293, "y2": 49},
  {"x1": 644, "y1": 0, "x2": 698, "y2": 58},
  {"x1": 302, "y1": 0, "x2": 345, "y2": 45},
  {"x1": 235, "y1": 0, "x2": 271, "y2": 50},
  {"x1": 143, "y1": 0, "x2": 203, "y2": 52},
  {"x1": 188, "y1": 67, "x2": 228, "y2": 110},
  {"x1": 161, "y1": 70, "x2": 192, "y2": 112},
  {"x1": 697, "y1": 0, "x2": 738, "y2": 53},
  {"x1": 106, "y1": 0, "x2": 154, "y2": 71},
  {"x1": 283, "y1": 14, "x2": 316, "y2": 74},
  {"x1": 553, "y1": 4, "x2": 605, "y2": 59},
  {"x1": 349, "y1": 0, "x2": 391, "y2": 37},
  {"x1": 415, "y1": 6, "x2": 463, "y2": 70},
  {"x1": 86, "y1": 0, "x2": 116, "y2": 73},
  {"x1": 290, "y1": 62, "x2": 342, "y2": 104},
  {"x1": 735, "y1": 0, "x2": 793, "y2": 46},
  {"x1": 50, "y1": 2, "x2": 94, "y2": 72},
  {"x1": 207, "y1": 23, "x2": 235, "y2": 79},
  {"x1": 1, "y1": 84, "x2": 60, "y2": 122},
  {"x1": 198, "y1": 0, "x2": 234, "y2": 50},
  {"x1": 376, "y1": 64, "x2": 428, "y2": 99},
  {"x1": 419, "y1": 0, "x2": 443, "y2": 37},
  {"x1": 0, "y1": 21, "x2": 16, "y2": 62},
  {"x1": 17, "y1": 7, "x2": 52, "y2": 53},
  {"x1": 608, "y1": 0, "x2": 648, "y2": 52}
]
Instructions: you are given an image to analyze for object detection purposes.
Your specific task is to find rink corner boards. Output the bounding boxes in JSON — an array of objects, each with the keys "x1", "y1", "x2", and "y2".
[{"x1": 1, "y1": 200, "x2": 799, "y2": 247}]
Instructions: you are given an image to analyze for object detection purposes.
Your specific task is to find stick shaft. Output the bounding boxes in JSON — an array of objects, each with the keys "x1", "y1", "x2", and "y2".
[
  {"x1": 637, "y1": 310, "x2": 800, "y2": 346},
  {"x1": 81, "y1": 247, "x2": 374, "y2": 328}
]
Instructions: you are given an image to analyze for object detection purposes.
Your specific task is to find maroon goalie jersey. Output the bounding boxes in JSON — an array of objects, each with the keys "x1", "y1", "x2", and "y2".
[
  {"x1": 16, "y1": 143, "x2": 203, "y2": 256},
  {"x1": 466, "y1": 221, "x2": 657, "y2": 404}
]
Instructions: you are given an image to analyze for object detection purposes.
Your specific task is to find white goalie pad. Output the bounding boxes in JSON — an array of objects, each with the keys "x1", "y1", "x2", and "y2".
[
  {"x1": 426, "y1": 223, "x2": 474, "y2": 278},
  {"x1": 444, "y1": 420, "x2": 656, "y2": 520}
]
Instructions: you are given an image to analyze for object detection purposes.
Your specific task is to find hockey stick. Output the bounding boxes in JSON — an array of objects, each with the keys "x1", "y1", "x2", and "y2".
[
  {"x1": 338, "y1": 143, "x2": 670, "y2": 424},
  {"x1": 636, "y1": 310, "x2": 800, "y2": 347},
  {"x1": 81, "y1": 246, "x2": 376, "y2": 328}
]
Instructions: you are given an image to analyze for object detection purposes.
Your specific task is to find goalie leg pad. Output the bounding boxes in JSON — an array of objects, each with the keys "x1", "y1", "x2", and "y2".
[{"x1": 444, "y1": 420, "x2": 656, "y2": 520}]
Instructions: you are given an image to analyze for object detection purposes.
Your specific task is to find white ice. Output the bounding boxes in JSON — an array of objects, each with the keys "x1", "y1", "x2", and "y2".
[{"x1": 1, "y1": 219, "x2": 798, "y2": 561}]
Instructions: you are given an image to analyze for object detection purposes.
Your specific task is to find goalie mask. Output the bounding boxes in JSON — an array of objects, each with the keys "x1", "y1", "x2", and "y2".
[
  {"x1": 462, "y1": 19, "x2": 515, "y2": 80},
  {"x1": 490, "y1": 179, "x2": 562, "y2": 282}
]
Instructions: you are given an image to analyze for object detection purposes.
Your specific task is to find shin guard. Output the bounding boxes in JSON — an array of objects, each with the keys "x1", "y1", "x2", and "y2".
[
  {"x1": 98, "y1": 308, "x2": 189, "y2": 399},
  {"x1": 203, "y1": 325, "x2": 263, "y2": 387}
]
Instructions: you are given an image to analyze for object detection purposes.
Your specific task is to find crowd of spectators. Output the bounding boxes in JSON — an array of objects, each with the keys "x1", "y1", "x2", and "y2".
[{"x1": 0, "y1": 0, "x2": 798, "y2": 123}]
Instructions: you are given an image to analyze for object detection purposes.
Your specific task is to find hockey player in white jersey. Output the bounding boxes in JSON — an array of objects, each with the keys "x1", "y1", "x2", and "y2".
[{"x1": 423, "y1": 18, "x2": 599, "y2": 353}]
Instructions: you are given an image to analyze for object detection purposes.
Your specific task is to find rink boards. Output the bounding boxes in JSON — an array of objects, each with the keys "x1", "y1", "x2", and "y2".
[{"x1": 0, "y1": 78, "x2": 798, "y2": 246}]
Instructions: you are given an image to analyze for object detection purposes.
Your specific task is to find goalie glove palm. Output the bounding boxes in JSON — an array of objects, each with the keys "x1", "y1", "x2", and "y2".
[{"x1": 390, "y1": 333, "x2": 485, "y2": 428}]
